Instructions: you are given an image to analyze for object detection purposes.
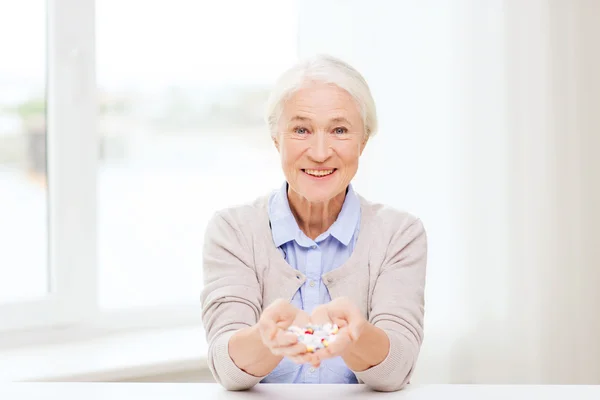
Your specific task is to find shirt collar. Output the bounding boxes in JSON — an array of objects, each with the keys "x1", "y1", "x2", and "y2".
[{"x1": 268, "y1": 181, "x2": 360, "y2": 248}]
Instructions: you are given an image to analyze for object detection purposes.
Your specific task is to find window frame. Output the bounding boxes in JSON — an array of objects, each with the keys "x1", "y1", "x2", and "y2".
[
  {"x1": 0, "y1": 0, "x2": 203, "y2": 344},
  {"x1": 0, "y1": 0, "x2": 97, "y2": 335}
]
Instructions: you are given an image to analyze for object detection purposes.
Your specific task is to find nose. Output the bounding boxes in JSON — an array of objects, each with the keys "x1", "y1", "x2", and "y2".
[{"x1": 307, "y1": 131, "x2": 332, "y2": 162}]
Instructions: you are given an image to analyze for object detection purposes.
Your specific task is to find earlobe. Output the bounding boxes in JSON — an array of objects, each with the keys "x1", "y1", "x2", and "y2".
[{"x1": 272, "y1": 135, "x2": 280, "y2": 152}]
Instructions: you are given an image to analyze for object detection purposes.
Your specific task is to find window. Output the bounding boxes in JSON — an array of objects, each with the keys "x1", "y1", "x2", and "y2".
[
  {"x1": 0, "y1": 0, "x2": 48, "y2": 304},
  {"x1": 0, "y1": 0, "x2": 298, "y2": 339},
  {"x1": 0, "y1": 0, "x2": 98, "y2": 336},
  {"x1": 96, "y1": 0, "x2": 295, "y2": 310}
]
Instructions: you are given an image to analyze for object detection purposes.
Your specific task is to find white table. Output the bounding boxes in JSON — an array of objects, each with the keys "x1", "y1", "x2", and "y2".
[{"x1": 0, "y1": 383, "x2": 599, "y2": 399}]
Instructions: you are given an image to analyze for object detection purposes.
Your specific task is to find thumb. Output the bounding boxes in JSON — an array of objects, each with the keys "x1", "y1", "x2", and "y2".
[
  {"x1": 340, "y1": 320, "x2": 357, "y2": 341},
  {"x1": 260, "y1": 317, "x2": 280, "y2": 341},
  {"x1": 347, "y1": 311, "x2": 366, "y2": 340}
]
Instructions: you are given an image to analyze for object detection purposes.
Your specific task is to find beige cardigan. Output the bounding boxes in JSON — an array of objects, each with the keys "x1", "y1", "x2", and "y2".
[{"x1": 200, "y1": 192, "x2": 427, "y2": 392}]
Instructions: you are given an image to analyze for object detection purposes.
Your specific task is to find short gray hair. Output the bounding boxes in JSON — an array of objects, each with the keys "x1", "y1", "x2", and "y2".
[{"x1": 264, "y1": 54, "x2": 378, "y2": 139}]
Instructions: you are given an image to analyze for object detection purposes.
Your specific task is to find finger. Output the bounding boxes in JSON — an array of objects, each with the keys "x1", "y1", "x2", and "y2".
[
  {"x1": 312, "y1": 359, "x2": 321, "y2": 368},
  {"x1": 314, "y1": 329, "x2": 353, "y2": 360},
  {"x1": 267, "y1": 330, "x2": 297, "y2": 348},
  {"x1": 328, "y1": 307, "x2": 364, "y2": 340},
  {"x1": 263, "y1": 300, "x2": 297, "y2": 327},
  {"x1": 310, "y1": 304, "x2": 331, "y2": 326},
  {"x1": 260, "y1": 304, "x2": 304, "y2": 342},
  {"x1": 259, "y1": 319, "x2": 280, "y2": 342},
  {"x1": 291, "y1": 352, "x2": 318, "y2": 366},
  {"x1": 326, "y1": 297, "x2": 357, "y2": 317},
  {"x1": 345, "y1": 307, "x2": 366, "y2": 339},
  {"x1": 275, "y1": 315, "x2": 296, "y2": 330},
  {"x1": 258, "y1": 317, "x2": 287, "y2": 344},
  {"x1": 305, "y1": 353, "x2": 321, "y2": 368},
  {"x1": 292, "y1": 309, "x2": 311, "y2": 328},
  {"x1": 271, "y1": 341, "x2": 308, "y2": 357},
  {"x1": 312, "y1": 346, "x2": 335, "y2": 362},
  {"x1": 348, "y1": 319, "x2": 365, "y2": 341},
  {"x1": 331, "y1": 317, "x2": 349, "y2": 331}
]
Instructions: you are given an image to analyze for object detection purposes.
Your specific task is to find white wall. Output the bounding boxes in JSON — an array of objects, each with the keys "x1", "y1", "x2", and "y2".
[{"x1": 298, "y1": 0, "x2": 600, "y2": 384}]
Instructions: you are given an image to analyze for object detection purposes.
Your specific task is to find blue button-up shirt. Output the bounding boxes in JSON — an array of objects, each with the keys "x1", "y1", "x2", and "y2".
[{"x1": 261, "y1": 182, "x2": 361, "y2": 384}]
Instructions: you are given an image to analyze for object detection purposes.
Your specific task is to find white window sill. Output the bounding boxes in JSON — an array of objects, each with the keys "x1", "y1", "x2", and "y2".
[{"x1": 0, "y1": 326, "x2": 208, "y2": 382}]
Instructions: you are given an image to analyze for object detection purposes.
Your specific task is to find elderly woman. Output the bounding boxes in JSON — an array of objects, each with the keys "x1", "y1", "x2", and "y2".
[{"x1": 200, "y1": 54, "x2": 427, "y2": 392}]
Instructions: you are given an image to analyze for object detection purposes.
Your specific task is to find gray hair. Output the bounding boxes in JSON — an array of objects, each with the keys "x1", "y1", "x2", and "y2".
[{"x1": 264, "y1": 54, "x2": 378, "y2": 139}]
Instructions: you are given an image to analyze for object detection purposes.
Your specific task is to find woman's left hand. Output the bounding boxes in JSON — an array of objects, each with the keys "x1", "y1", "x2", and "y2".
[{"x1": 299, "y1": 297, "x2": 367, "y2": 367}]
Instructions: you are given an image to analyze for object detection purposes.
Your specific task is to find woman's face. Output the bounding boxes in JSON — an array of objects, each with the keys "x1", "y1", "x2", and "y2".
[{"x1": 274, "y1": 82, "x2": 367, "y2": 203}]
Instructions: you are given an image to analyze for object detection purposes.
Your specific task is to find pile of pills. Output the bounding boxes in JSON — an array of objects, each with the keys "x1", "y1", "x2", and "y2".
[{"x1": 287, "y1": 323, "x2": 339, "y2": 353}]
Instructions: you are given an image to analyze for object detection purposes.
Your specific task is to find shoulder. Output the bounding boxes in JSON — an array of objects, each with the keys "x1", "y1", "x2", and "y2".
[
  {"x1": 204, "y1": 193, "x2": 271, "y2": 238},
  {"x1": 357, "y1": 195, "x2": 427, "y2": 267},
  {"x1": 358, "y1": 194, "x2": 426, "y2": 241},
  {"x1": 358, "y1": 194, "x2": 425, "y2": 231}
]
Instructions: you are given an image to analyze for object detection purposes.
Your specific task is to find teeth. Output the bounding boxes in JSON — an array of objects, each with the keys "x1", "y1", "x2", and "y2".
[{"x1": 305, "y1": 169, "x2": 334, "y2": 177}]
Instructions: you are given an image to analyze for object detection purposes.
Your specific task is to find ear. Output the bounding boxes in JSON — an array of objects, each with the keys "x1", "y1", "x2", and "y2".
[
  {"x1": 272, "y1": 134, "x2": 281, "y2": 152},
  {"x1": 359, "y1": 135, "x2": 368, "y2": 155}
]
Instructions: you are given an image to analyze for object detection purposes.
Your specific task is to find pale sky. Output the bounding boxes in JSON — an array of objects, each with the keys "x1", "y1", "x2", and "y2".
[
  {"x1": 0, "y1": 0, "x2": 45, "y2": 82},
  {"x1": 0, "y1": 0, "x2": 298, "y2": 91}
]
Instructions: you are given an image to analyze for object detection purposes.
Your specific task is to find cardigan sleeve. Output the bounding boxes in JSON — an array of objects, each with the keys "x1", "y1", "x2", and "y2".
[
  {"x1": 353, "y1": 217, "x2": 427, "y2": 392},
  {"x1": 200, "y1": 211, "x2": 267, "y2": 390}
]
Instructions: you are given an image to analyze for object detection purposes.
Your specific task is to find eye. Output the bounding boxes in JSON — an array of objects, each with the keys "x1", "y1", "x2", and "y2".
[
  {"x1": 293, "y1": 126, "x2": 310, "y2": 135},
  {"x1": 333, "y1": 127, "x2": 348, "y2": 134}
]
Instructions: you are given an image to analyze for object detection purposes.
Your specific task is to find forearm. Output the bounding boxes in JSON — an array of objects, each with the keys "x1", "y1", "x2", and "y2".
[
  {"x1": 342, "y1": 322, "x2": 390, "y2": 371},
  {"x1": 228, "y1": 324, "x2": 283, "y2": 377}
]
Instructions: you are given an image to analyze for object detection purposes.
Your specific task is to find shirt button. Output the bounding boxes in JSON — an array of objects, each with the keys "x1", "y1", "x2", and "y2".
[
  {"x1": 309, "y1": 280, "x2": 316, "y2": 287},
  {"x1": 309, "y1": 367, "x2": 316, "y2": 373},
  {"x1": 311, "y1": 245, "x2": 317, "y2": 250}
]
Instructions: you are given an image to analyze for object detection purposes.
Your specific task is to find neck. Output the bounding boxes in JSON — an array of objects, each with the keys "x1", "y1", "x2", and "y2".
[{"x1": 287, "y1": 186, "x2": 347, "y2": 240}]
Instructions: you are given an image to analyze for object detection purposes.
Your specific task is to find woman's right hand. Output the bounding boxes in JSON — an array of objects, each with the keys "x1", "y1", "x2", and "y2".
[{"x1": 257, "y1": 299, "x2": 310, "y2": 362}]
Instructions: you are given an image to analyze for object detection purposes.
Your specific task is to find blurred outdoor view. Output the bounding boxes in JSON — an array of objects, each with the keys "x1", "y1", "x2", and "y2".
[
  {"x1": 0, "y1": 0, "x2": 297, "y2": 308},
  {"x1": 0, "y1": 1, "x2": 48, "y2": 303},
  {"x1": 96, "y1": 1, "x2": 295, "y2": 308}
]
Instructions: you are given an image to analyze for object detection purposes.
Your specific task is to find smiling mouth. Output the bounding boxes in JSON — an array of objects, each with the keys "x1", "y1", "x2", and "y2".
[{"x1": 302, "y1": 168, "x2": 337, "y2": 178}]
